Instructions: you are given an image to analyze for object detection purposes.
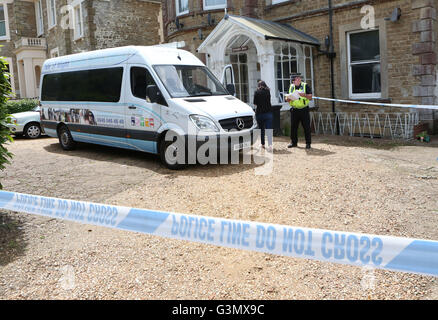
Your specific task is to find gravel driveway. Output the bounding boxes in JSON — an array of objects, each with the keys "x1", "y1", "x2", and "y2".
[{"x1": 0, "y1": 135, "x2": 437, "y2": 299}]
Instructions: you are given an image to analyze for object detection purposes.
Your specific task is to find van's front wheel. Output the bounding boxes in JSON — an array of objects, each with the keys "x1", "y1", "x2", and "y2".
[
  {"x1": 160, "y1": 135, "x2": 186, "y2": 170},
  {"x1": 58, "y1": 125, "x2": 76, "y2": 150}
]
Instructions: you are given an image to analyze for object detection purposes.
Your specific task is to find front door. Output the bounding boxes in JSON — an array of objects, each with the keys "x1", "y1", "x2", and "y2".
[
  {"x1": 224, "y1": 36, "x2": 260, "y2": 108},
  {"x1": 230, "y1": 53, "x2": 249, "y2": 103}
]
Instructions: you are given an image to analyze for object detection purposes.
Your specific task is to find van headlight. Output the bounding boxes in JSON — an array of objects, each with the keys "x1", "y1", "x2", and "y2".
[{"x1": 189, "y1": 115, "x2": 219, "y2": 132}]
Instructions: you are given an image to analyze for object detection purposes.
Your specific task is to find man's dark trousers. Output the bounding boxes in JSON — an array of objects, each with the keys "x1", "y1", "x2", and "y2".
[{"x1": 290, "y1": 107, "x2": 311, "y2": 145}]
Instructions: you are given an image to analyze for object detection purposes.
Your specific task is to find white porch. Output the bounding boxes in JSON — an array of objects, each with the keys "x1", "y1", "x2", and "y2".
[
  {"x1": 14, "y1": 37, "x2": 47, "y2": 99},
  {"x1": 198, "y1": 15, "x2": 319, "y2": 109}
]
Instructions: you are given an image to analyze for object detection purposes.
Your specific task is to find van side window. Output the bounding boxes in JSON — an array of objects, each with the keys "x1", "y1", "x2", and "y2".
[
  {"x1": 41, "y1": 67, "x2": 123, "y2": 102},
  {"x1": 130, "y1": 67, "x2": 156, "y2": 100}
]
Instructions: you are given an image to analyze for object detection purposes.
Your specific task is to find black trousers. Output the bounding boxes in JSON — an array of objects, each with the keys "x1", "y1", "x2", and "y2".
[{"x1": 290, "y1": 107, "x2": 311, "y2": 145}]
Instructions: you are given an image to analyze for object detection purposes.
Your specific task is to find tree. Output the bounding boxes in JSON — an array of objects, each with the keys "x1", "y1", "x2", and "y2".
[{"x1": 0, "y1": 55, "x2": 14, "y2": 189}]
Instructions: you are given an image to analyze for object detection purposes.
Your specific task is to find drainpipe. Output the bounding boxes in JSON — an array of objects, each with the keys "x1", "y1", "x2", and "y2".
[{"x1": 328, "y1": 0, "x2": 340, "y2": 135}]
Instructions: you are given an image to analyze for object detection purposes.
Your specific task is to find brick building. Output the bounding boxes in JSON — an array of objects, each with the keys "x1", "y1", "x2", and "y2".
[
  {"x1": 0, "y1": 0, "x2": 162, "y2": 99},
  {"x1": 162, "y1": 0, "x2": 438, "y2": 133}
]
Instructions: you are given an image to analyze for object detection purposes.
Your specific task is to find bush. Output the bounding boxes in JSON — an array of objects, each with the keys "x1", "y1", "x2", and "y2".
[
  {"x1": 0, "y1": 56, "x2": 14, "y2": 189},
  {"x1": 6, "y1": 98, "x2": 39, "y2": 114}
]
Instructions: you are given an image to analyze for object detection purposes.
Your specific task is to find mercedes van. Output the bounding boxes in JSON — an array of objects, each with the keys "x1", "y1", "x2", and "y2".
[{"x1": 40, "y1": 46, "x2": 256, "y2": 168}]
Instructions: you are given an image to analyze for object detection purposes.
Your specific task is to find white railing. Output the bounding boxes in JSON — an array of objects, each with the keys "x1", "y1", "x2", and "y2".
[
  {"x1": 310, "y1": 112, "x2": 420, "y2": 140},
  {"x1": 15, "y1": 37, "x2": 47, "y2": 49}
]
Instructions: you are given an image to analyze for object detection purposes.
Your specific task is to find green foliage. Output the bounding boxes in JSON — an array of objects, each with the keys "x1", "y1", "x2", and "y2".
[
  {"x1": 0, "y1": 55, "x2": 14, "y2": 189},
  {"x1": 6, "y1": 98, "x2": 39, "y2": 114}
]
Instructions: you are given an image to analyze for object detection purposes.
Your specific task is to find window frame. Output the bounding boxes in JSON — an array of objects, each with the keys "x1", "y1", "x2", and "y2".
[
  {"x1": 176, "y1": 0, "x2": 189, "y2": 16},
  {"x1": 0, "y1": 2, "x2": 10, "y2": 41},
  {"x1": 273, "y1": 42, "x2": 314, "y2": 103},
  {"x1": 203, "y1": 0, "x2": 227, "y2": 11},
  {"x1": 73, "y1": 2, "x2": 84, "y2": 40},
  {"x1": 46, "y1": 0, "x2": 57, "y2": 30},
  {"x1": 35, "y1": 0, "x2": 44, "y2": 36},
  {"x1": 339, "y1": 19, "x2": 388, "y2": 100},
  {"x1": 130, "y1": 66, "x2": 159, "y2": 100},
  {"x1": 347, "y1": 29, "x2": 381, "y2": 99}
]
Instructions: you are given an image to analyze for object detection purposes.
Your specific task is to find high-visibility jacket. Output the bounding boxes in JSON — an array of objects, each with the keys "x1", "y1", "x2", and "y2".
[{"x1": 289, "y1": 83, "x2": 310, "y2": 109}]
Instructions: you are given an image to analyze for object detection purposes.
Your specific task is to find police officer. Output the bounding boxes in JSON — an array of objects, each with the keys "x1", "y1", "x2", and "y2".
[{"x1": 286, "y1": 73, "x2": 312, "y2": 149}]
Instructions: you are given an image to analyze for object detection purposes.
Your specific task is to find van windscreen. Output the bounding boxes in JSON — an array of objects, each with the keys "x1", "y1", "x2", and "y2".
[
  {"x1": 41, "y1": 67, "x2": 123, "y2": 102},
  {"x1": 154, "y1": 65, "x2": 228, "y2": 98}
]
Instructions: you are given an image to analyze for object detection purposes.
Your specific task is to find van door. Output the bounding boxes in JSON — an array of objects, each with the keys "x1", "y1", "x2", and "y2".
[
  {"x1": 221, "y1": 64, "x2": 235, "y2": 96},
  {"x1": 125, "y1": 65, "x2": 163, "y2": 154}
]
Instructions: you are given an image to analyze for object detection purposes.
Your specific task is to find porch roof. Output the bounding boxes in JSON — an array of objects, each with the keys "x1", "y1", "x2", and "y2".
[{"x1": 198, "y1": 14, "x2": 320, "y2": 52}]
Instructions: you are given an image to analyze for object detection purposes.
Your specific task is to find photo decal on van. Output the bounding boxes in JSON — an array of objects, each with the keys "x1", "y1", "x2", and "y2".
[{"x1": 42, "y1": 108, "x2": 124, "y2": 127}]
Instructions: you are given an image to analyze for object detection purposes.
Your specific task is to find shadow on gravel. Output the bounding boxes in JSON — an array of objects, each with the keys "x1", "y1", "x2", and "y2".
[
  {"x1": 43, "y1": 141, "x2": 268, "y2": 177},
  {"x1": 11, "y1": 134, "x2": 51, "y2": 141},
  {"x1": 0, "y1": 212, "x2": 27, "y2": 266}
]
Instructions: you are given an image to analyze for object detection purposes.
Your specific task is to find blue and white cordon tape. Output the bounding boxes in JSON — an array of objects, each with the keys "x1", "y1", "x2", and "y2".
[
  {"x1": 313, "y1": 97, "x2": 438, "y2": 110},
  {"x1": 1, "y1": 190, "x2": 437, "y2": 277}
]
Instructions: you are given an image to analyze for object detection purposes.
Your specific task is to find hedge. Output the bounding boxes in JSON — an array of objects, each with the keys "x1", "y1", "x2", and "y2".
[
  {"x1": 6, "y1": 98, "x2": 39, "y2": 114},
  {"x1": 0, "y1": 56, "x2": 14, "y2": 189}
]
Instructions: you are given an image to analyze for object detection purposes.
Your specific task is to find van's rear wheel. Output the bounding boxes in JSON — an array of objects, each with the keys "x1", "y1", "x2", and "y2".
[
  {"x1": 160, "y1": 134, "x2": 186, "y2": 170},
  {"x1": 58, "y1": 125, "x2": 76, "y2": 150}
]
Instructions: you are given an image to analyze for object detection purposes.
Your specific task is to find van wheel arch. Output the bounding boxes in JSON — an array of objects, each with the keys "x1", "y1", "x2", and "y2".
[
  {"x1": 23, "y1": 122, "x2": 42, "y2": 139},
  {"x1": 57, "y1": 123, "x2": 76, "y2": 150}
]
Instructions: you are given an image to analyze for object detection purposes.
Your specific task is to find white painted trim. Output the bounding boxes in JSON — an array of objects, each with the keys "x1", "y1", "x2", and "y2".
[
  {"x1": 203, "y1": 0, "x2": 226, "y2": 11},
  {"x1": 271, "y1": 0, "x2": 288, "y2": 4},
  {"x1": 0, "y1": 2, "x2": 11, "y2": 41}
]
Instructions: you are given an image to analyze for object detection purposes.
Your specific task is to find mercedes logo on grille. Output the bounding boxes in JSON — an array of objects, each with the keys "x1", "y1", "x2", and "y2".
[{"x1": 236, "y1": 118, "x2": 245, "y2": 130}]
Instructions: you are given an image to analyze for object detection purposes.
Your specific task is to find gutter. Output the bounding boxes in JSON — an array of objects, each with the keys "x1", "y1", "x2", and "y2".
[{"x1": 271, "y1": 0, "x2": 374, "y2": 22}]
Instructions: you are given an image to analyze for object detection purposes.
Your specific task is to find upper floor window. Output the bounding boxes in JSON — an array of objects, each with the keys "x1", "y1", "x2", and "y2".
[
  {"x1": 47, "y1": 0, "x2": 57, "y2": 29},
  {"x1": 204, "y1": 0, "x2": 227, "y2": 11},
  {"x1": 0, "y1": 3, "x2": 10, "y2": 40},
  {"x1": 73, "y1": 3, "x2": 83, "y2": 40},
  {"x1": 347, "y1": 29, "x2": 381, "y2": 98},
  {"x1": 176, "y1": 0, "x2": 188, "y2": 16},
  {"x1": 35, "y1": 0, "x2": 44, "y2": 36}
]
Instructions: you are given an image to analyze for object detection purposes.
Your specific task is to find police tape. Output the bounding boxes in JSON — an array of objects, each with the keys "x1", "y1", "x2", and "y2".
[
  {"x1": 1, "y1": 190, "x2": 437, "y2": 277},
  {"x1": 313, "y1": 96, "x2": 438, "y2": 110}
]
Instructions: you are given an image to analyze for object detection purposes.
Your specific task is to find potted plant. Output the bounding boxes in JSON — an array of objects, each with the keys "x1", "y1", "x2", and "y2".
[{"x1": 416, "y1": 131, "x2": 430, "y2": 142}]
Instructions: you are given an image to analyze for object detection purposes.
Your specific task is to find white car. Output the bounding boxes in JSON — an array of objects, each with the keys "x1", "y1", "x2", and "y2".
[{"x1": 7, "y1": 106, "x2": 44, "y2": 139}]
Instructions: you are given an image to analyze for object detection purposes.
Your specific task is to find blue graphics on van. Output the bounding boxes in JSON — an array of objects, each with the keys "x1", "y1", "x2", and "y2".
[
  {"x1": 40, "y1": 101, "x2": 163, "y2": 154},
  {"x1": 1, "y1": 190, "x2": 437, "y2": 278}
]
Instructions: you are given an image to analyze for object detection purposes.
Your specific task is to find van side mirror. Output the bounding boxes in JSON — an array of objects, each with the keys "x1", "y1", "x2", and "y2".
[
  {"x1": 226, "y1": 84, "x2": 236, "y2": 96},
  {"x1": 146, "y1": 85, "x2": 160, "y2": 103}
]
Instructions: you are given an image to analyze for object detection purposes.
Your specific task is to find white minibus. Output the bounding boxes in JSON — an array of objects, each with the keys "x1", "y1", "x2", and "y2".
[{"x1": 40, "y1": 46, "x2": 256, "y2": 168}]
